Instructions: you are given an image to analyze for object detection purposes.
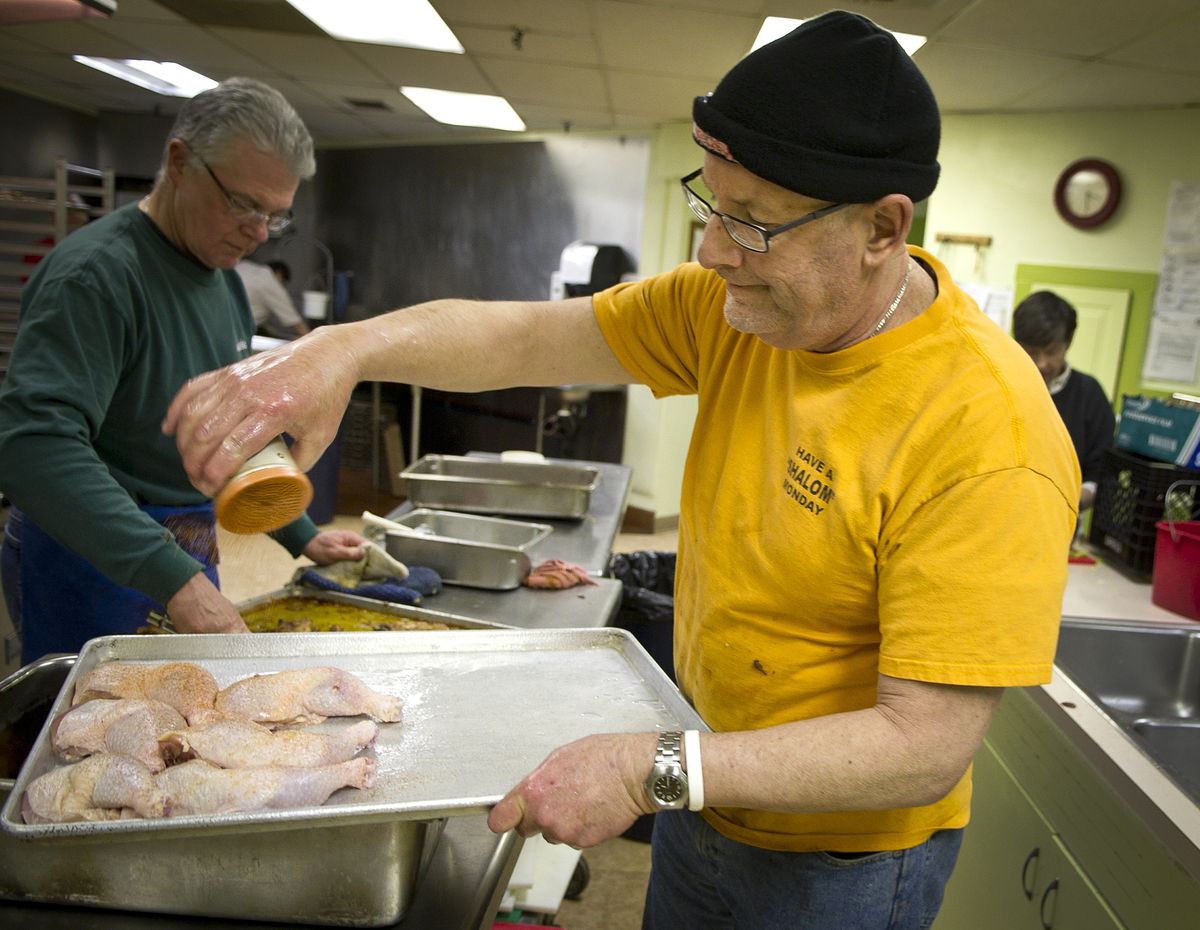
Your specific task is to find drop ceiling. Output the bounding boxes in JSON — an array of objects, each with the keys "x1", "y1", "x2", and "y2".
[{"x1": 1, "y1": 0, "x2": 1199, "y2": 147}]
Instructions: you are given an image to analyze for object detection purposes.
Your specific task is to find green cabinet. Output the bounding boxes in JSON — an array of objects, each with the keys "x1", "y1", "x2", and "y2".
[
  {"x1": 935, "y1": 687, "x2": 1200, "y2": 930},
  {"x1": 936, "y1": 742, "x2": 1124, "y2": 930}
]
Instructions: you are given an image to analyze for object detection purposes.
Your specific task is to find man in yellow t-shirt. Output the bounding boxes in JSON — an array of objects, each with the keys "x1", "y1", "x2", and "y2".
[{"x1": 164, "y1": 11, "x2": 1079, "y2": 930}]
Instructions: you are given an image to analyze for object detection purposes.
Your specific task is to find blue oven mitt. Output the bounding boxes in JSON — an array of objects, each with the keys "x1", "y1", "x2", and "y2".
[{"x1": 293, "y1": 543, "x2": 441, "y2": 605}]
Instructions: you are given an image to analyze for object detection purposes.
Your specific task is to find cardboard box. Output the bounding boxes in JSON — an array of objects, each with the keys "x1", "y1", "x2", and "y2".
[{"x1": 1116, "y1": 395, "x2": 1200, "y2": 469}]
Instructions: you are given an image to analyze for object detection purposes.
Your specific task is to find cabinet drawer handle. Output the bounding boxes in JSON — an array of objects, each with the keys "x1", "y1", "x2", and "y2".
[
  {"x1": 1021, "y1": 847, "x2": 1040, "y2": 900},
  {"x1": 1039, "y1": 878, "x2": 1059, "y2": 929}
]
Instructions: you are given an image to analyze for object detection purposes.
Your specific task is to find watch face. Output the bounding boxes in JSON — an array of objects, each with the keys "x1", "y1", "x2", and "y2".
[{"x1": 653, "y1": 774, "x2": 685, "y2": 804}]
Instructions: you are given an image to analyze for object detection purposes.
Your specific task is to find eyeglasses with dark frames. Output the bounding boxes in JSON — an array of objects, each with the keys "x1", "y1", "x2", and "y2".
[
  {"x1": 186, "y1": 142, "x2": 294, "y2": 235},
  {"x1": 680, "y1": 168, "x2": 849, "y2": 253}
]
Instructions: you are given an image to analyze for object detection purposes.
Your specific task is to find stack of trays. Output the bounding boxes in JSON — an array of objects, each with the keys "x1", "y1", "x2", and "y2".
[{"x1": 399, "y1": 454, "x2": 600, "y2": 520}]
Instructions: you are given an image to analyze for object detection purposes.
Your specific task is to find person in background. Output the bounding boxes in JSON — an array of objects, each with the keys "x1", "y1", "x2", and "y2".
[
  {"x1": 0, "y1": 77, "x2": 366, "y2": 665},
  {"x1": 1012, "y1": 290, "x2": 1115, "y2": 512},
  {"x1": 235, "y1": 257, "x2": 309, "y2": 339},
  {"x1": 164, "y1": 13, "x2": 1078, "y2": 929}
]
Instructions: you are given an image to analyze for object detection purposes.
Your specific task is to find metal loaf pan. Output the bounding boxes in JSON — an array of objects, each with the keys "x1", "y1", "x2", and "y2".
[
  {"x1": 382, "y1": 509, "x2": 552, "y2": 590},
  {"x1": 399, "y1": 454, "x2": 601, "y2": 519},
  {"x1": 0, "y1": 629, "x2": 704, "y2": 924}
]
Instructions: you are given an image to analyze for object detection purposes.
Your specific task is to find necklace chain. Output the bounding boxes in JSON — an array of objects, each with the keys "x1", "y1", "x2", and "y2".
[{"x1": 872, "y1": 258, "x2": 913, "y2": 335}]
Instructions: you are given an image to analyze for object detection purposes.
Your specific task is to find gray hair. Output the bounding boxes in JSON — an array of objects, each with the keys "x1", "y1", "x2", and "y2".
[{"x1": 164, "y1": 77, "x2": 315, "y2": 179}]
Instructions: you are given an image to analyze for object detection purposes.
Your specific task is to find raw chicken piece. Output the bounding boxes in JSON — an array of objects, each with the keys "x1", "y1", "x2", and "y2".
[
  {"x1": 156, "y1": 757, "x2": 376, "y2": 816},
  {"x1": 51, "y1": 698, "x2": 185, "y2": 772},
  {"x1": 160, "y1": 718, "x2": 378, "y2": 769},
  {"x1": 21, "y1": 754, "x2": 168, "y2": 823},
  {"x1": 73, "y1": 662, "x2": 220, "y2": 724},
  {"x1": 215, "y1": 667, "x2": 402, "y2": 726}
]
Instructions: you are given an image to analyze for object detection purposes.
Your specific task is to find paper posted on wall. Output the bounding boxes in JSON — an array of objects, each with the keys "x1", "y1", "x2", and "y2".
[{"x1": 1144, "y1": 181, "x2": 1200, "y2": 384}]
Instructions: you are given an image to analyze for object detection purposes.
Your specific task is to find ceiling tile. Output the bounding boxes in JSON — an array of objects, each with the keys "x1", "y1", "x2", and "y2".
[
  {"x1": 208, "y1": 26, "x2": 382, "y2": 83},
  {"x1": 607, "y1": 68, "x2": 708, "y2": 118},
  {"x1": 340, "y1": 42, "x2": 493, "y2": 92},
  {"x1": 914, "y1": 42, "x2": 1082, "y2": 112},
  {"x1": 937, "y1": 0, "x2": 1198, "y2": 58},
  {"x1": 1106, "y1": 14, "x2": 1200, "y2": 75},
  {"x1": 0, "y1": 20, "x2": 146, "y2": 56},
  {"x1": 594, "y1": 0, "x2": 755, "y2": 77},
  {"x1": 107, "y1": 0, "x2": 188, "y2": 23},
  {"x1": 434, "y1": 0, "x2": 593, "y2": 34},
  {"x1": 1011, "y1": 59, "x2": 1200, "y2": 110},
  {"x1": 87, "y1": 20, "x2": 266, "y2": 73},
  {"x1": 477, "y1": 58, "x2": 608, "y2": 108},
  {"x1": 453, "y1": 23, "x2": 601, "y2": 66},
  {"x1": 513, "y1": 101, "x2": 616, "y2": 132}
]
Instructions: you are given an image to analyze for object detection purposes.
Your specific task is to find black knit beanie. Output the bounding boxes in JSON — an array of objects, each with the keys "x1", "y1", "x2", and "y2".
[{"x1": 692, "y1": 10, "x2": 940, "y2": 203}]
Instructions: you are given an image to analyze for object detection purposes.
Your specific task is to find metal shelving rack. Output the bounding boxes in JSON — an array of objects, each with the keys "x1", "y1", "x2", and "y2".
[{"x1": 0, "y1": 157, "x2": 115, "y2": 384}]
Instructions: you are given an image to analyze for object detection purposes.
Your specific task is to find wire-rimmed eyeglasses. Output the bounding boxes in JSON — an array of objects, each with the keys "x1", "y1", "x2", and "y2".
[
  {"x1": 680, "y1": 168, "x2": 848, "y2": 253},
  {"x1": 187, "y1": 143, "x2": 294, "y2": 235}
]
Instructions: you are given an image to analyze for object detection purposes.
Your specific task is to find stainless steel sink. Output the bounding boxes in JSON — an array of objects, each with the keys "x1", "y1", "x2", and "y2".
[{"x1": 1056, "y1": 619, "x2": 1200, "y2": 803}]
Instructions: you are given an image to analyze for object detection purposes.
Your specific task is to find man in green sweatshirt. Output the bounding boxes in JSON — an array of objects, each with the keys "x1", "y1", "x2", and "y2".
[{"x1": 0, "y1": 77, "x2": 365, "y2": 664}]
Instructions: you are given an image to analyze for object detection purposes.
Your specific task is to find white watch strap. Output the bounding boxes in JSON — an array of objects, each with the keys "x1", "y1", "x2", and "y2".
[{"x1": 684, "y1": 729, "x2": 704, "y2": 811}]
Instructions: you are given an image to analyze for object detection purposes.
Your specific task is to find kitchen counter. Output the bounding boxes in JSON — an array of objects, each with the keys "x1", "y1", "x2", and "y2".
[
  {"x1": 1045, "y1": 545, "x2": 1200, "y2": 881},
  {"x1": 1063, "y1": 545, "x2": 1186, "y2": 624}
]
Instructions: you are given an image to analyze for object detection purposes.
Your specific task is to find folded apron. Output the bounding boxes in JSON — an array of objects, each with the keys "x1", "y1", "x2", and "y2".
[{"x1": 15, "y1": 502, "x2": 220, "y2": 664}]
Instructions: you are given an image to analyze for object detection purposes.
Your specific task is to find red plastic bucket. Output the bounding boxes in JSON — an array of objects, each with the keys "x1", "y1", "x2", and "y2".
[{"x1": 1152, "y1": 520, "x2": 1200, "y2": 621}]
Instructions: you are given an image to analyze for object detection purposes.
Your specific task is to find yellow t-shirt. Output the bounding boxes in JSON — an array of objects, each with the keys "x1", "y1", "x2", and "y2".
[{"x1": 592, "y1": 247, "x2": 1079, "y2": 852}]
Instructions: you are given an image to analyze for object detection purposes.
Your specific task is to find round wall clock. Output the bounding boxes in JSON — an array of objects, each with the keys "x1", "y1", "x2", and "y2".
[{"x1": 1054, "y1": 158, "x2": 1122, "y2": 229}]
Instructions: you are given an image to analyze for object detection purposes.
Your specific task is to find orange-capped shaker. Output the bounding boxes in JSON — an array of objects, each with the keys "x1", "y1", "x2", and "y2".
[{"x1": 214, "y1": 437, "x2": 312, "y2": 534}]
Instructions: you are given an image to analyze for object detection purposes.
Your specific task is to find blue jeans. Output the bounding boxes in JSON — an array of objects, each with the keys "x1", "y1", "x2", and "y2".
[{"x1": 642, "y1": 810, "x2": 963, "y2": 930}]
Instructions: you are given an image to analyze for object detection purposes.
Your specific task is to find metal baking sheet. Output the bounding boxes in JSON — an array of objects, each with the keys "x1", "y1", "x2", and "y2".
[
  {"x1": 399, "y1": 454, "x2": 600, "y2": 519},
  {"x1": 1, "y1": 627, "x2": 704, "y2": 841},
  {"x1": 382, "y1": 509, "x2": 552, "y2": 590}
]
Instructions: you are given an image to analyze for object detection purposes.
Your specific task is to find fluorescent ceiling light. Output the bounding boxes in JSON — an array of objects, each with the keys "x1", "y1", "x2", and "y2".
[
  {"x1": 401, "y1": 87, "x2": 525, "y2": 132},
  {"x1": 751, "y1": 16, "x2": 926, "y2": 56},
  {"x1": 73, "y1": 56, "x2": 217, "y2": 97},
  {"x1": 286, "y1": 0, "x2": 464, "y2": 53}
]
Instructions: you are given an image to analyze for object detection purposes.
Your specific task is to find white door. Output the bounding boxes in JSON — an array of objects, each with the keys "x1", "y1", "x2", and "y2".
[{"x1": 1030, "y1": 283, "x2": 1129, "y2": 401}]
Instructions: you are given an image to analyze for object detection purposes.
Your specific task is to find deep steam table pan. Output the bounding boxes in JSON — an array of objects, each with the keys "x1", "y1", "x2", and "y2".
[
  {"x1": 0, "y1": 628, "x2": 704, "y2": 926},
  {"x1": 398, "y1": 454, "x2": 600, "y2": 519},
  {"x1": 382, "y1": 508, "x2": 552, "y2": 590}
]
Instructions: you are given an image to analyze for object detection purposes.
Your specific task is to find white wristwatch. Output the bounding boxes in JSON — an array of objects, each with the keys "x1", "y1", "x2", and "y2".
[{"x1": 645, "y1": 731, "x2": 689, "y2": 810}]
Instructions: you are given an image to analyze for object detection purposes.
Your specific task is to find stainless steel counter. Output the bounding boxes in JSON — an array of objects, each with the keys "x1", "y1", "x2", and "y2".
[{"x1": 430, "y1": 577, "x2": 622, "y2": 629}]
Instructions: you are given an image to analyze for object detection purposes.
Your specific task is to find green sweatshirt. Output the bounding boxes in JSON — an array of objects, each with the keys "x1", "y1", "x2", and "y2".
[{"x1": 0, "y1": 203, "x2": 318, "y2": 606}]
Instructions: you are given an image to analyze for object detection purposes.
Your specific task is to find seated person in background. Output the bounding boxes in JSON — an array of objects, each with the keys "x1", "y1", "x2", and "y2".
[
  {"x1": 1013, "y1": 291, "x2": 1115, "y2": 511},
  {"x1": 235, "y1": 257, "x2": 309, "y2": 339}
]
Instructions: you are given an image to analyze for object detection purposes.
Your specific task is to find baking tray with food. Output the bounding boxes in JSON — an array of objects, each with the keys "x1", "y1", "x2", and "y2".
[
  {"x1": 399, "y1": 454, "x2": 601, "y2": 519},
  {"x1": 0, "y1": 629, "x2": 704, "y2": 925},
  {"x1": 235, "y1": 585, "x2": 516, "y2": 633},
  {"x1": 3, "y1": 629, "x2": 704, "y2": 836},
  {"x1": 370, "y1": 508, "x2": 552, "y2": 590}
]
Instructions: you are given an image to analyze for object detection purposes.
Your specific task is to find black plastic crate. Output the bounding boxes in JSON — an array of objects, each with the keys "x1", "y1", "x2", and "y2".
[{"x1": 1088, "y1": 448, "x2": 1199, "y2": 577}]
